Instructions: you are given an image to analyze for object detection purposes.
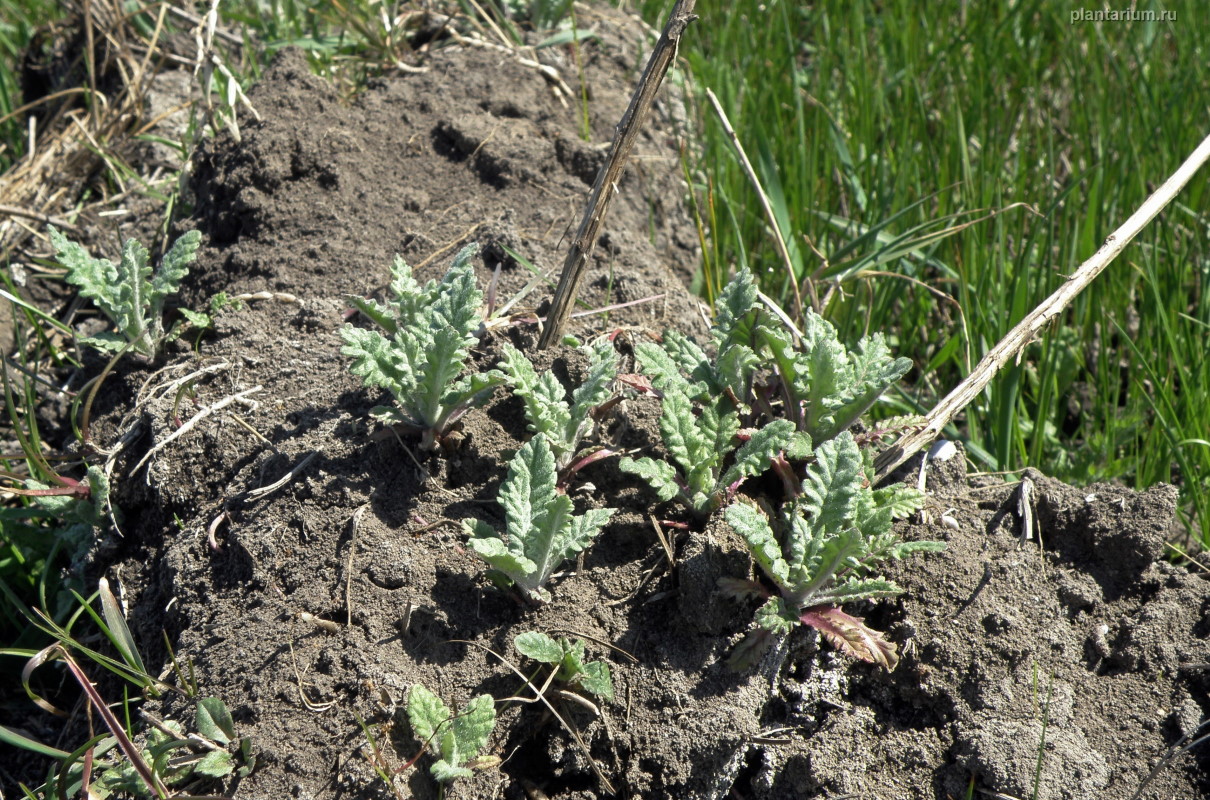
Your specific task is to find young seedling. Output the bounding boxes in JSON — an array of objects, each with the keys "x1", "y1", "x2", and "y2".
[
  {"x1": 492, "y1": 340, "x2": 619, "y2": 485},
  {"x1": 756, "y1": 308, "x2": 912, "y2": 444},
  {"x1": 514, "y1": 631, "x2": 614, "y2": 703},
  {"x1": 406, "y1": 684, "x2": 498, "y2": 785},
  {"x1": 341, "y1": 244, "x2": 502, "y2": 450},
  {"x1": 88, "y1": 697, "x2": 254, "y2": 798},
  {"x1": 48, "y1": 226, "x2": 203, "y2": 359},
  {"x1": 619, "y1": 394, "x2": 805, "y2": 518},
  {"x1": 632, "y1": 265, "x2": 763, "y2": 412},
  {"x1": 621, "y1": 268, "x2": 809, "y2": 517},
  {"x1": 722, "y1": 432, "x2": 944, "y2": 671},
  {"x1": 465, "y1": 436, "x2": 615, "y2": 604}
]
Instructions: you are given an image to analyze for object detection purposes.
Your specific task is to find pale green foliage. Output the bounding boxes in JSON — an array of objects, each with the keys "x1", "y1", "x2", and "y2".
[
  {"x1": 48, "y1": 226, "x2": 202, "y2": 358},
  {"x1": 407, "y1": 684, "x2": 497, "y2": 783},
  {"x1": 341, "y1": 244, "x2": 501, "y2": 449},
  {"x1": 465, "y1": 436, "x2": 615, "y2": 603},
  {"x1": 725, "y1": 432, "x2": 943, "y2": 669},
  {"x1": 493, "y1": 340, "x2": 617, "y2": 470},
  {"x1": 759, "y1": 309, "x2": 912, "y2": 443},
  {"x1": 619, "y1": 391, "x2": 804, "y2": 517},
  {"x1": 514, "y1": 631, "x2": 613, "y2": 701},
  {"x1": 635, "y1": 266, "x2": 762, "y2": 407},
  {"x1": 88, "y1": 697, "x2": 250, "y2": 798}
]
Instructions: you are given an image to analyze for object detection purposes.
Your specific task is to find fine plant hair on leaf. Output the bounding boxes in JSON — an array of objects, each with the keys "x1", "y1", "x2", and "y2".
[
  {"x1": 465, "y1": 436, "x2": 615, "y2": 603},
  {"x1": 757, "y1": 306, "x2": 912, "y2": 443},
  {"x1": 341, "y1": 244, "x2": 502, "y2": 450},
  {"x1": 634, "y1": 266, "x2": 763, "y2": 409},
  {"x1": 514, "y1": 631, "x2": 614, "y2": 702},
  {"x1": 48, "y1": 226, "x2": 203, "y2": 359},
  {"x1": 492, "y1": 340, "x2": 618, "y2": 481},
  {"x1": 621, "y1": 266, "x2": 810, "y2": 516},
  {"x1": 724, "y1": 432, "x2": 944, "y2": 671},
  {"x1": 620, "y1": 384, "x2": 804, "y2": 517},
  {"x1": 406, "y1": 684, "x2": 497, "y2": 784}
]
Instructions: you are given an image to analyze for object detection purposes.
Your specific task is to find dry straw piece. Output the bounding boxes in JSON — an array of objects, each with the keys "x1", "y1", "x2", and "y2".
[{"x1": 874, "y1": 129, "x2": 1210, "y2": 482}]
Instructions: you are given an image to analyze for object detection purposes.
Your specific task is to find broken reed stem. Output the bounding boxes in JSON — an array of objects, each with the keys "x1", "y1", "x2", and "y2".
[
  {"x1": 537, "y1": 0, "x2": 698, "y2": 348},
  {"x1": 874, "y1": 129, "x2": 1210, "y2": 483},
  {"x1": 704, "y1": 88, "x2": 814, "y2": 317}
]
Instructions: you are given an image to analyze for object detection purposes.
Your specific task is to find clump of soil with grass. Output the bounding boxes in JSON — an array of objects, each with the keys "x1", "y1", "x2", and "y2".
[{"x1": 7, "y1": 10, "x2": 1210, "y2": 800}]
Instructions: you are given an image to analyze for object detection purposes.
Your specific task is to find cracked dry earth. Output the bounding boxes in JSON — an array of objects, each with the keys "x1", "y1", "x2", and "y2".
[{"x1": 6, "y1": 10, "x2": 1210, "y2": 800}]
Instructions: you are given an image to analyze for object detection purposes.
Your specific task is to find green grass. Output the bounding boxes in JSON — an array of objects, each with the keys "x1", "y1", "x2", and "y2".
[
  {"x1": 0, "y1": 0, "x2": 65, "y2": 172},
  {"x1": 650, "y1": 0, "x2": 1210, "y2": 543}
]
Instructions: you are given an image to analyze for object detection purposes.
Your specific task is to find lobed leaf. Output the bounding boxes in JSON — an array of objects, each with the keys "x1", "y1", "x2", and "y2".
[
  {"x1": 810, "y1": 577, "x2": 904, "y2": 606},
  {"x1": 566, "y1": 341, "x2": 618, "y2": 441},
  {"x1": 340, "y1": 326, "x2": 411, "y2": 399},
  {"x1": 385, "y1": 254, "x2": 430, "y2": 332},
  {"x1": 500, "y1": 437, "x2": 558, "y2": 546},
  {"x1": 872, "y1": 484, "x2": 927, "y2": 520},
  {"x1": 753, "y1": 596, "x2": 796, "y2": 635},
  {"x1": 634, "y1": 339, "x2": 695, "y2": 395},
  {"x1": 431, "y1": 244, "x2": 484, "y2": 340},
  {"x1": 799, "y1": 605, "x2": 899, "y2": 670},
  {"x1": 799, "y1": 432, "x2": 863, "y2": 537},
  {"x1": 725, "y1": 503, "x2": 789, "y2": 589},
  {"x1": 470, "y1": 437, "x2": 614, "y2": 601},
  {"x1": 618, "y1": 456, "x2": 681, "y2": 502},
  {"x1": 721, "y1": 419, "x2": 796, "y2": 489},
  {"x1": 658, "y1": 386, "x2": 710, "y2": 480},
  {"x1": 346, "y1": 295, "x2": 396, "y2": 334},
  {"x1": 711, "y1": 266, "x2": 759, "y2": 349},
  {"x1": 415, "y1": 324, "x2": 474, "y2": 428},
  {"x1": 149, "y1": 229, "x2": 202, "y2": 313},
  {"x1": 515, "y1": 631, "x2": 564, "y2": 664},
  {"x1": 407, "y1": 684, "x2": 450, "y2": 752},
  {"x1": 465, "y1": 519, "x2": 536, "y2": 584},
  {"x1": 495, "y1": 343, "x2": 572, "y2": 450}
]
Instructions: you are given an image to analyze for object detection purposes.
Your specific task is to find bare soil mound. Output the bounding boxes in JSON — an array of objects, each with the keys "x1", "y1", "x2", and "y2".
[{"x1": 7, "y1": 12, "x2": 1209, "y2": 800}]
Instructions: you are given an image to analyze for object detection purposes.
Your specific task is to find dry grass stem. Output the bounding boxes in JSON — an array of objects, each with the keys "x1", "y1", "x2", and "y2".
[{"x1": 875, "y1": 129, "x2": 1210, "y2": 482}]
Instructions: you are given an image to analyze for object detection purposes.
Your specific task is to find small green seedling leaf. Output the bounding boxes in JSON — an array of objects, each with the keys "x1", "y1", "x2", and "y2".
[
  {"x1": 196, "y1": 697, "x2": 236, "y2": 745},
  {"x1": 467, "y1": 437, "x2": 615, "y2": 603},
  {"x1": 342, "y1": 244, "x2": 502, "y2": 449},
  {"x1": 725, "y1": 432, "x2": 944, "y2": 671},
  {"x1": 193, "y1": 749, "x2": 236, "y2": 779},
  {"x1": 49, "y1": 226, "x2": 202, "y2": 359},
  {"x1": 513, "y1": 632, "x2": 613, "y2": 702},
  {"x1": 407, "y1": 684, "x2": 497, "y2": 784},
  {"x1": 514, "y1": 631, "x2": 566, "y2": 663}
]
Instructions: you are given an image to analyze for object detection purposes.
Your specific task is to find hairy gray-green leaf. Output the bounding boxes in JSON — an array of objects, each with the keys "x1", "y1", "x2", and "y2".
[
  {"x1": 617, "y1": 456, "x2": 680, "y2": 502},
  {"x1": 466, "y1": 437, "x2": 614, "y2": 603},
  {"x1": 726, "y1": 431, "x2": 943, "y2": 670},
  {"x1": 49, "y1": 226, "x2": 202, "y2": 358},
  {"x1": 407, "y1": 685, "x2": 496, "y2": 784},
  {"x1": 341, "y1": 244, "x2": 500, "y2": 449},
  {"x1": 721, "y1": 419, "x2": 797, "y2": 489},
  {"x1": 494, "y1": 341, "x2": 617, "y2": 471}
]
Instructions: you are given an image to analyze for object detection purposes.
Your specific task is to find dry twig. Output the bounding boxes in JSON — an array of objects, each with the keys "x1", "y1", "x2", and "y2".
[
  {"x1": 874, "y1": 129, "x2": 1210, "y2": 481},
  {"x1": 538, "y1": 0, "x2": 698, "y2": 347}
]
